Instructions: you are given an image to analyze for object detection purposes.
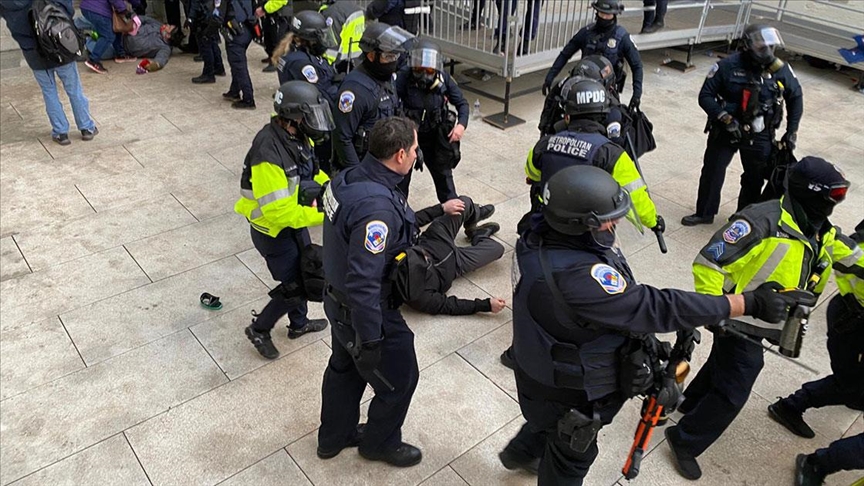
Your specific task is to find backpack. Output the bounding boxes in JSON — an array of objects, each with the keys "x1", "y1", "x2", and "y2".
[{"x1": 29, "y1": 0, "x2": 83, "y2": 64}]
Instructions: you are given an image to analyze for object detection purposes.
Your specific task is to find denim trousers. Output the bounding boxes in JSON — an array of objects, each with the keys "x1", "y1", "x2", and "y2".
[
  {"x1": 81, "y1": 9, "x2": 125, "y2": 62},
  {"x1": 31, "y1": 62, "x2": 96, "y2": 137}
]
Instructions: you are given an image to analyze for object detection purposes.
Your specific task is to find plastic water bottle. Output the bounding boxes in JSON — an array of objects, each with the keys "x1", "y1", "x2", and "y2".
[{"x1": 472, "y1": 99, "x2": 482, "y2": 119}]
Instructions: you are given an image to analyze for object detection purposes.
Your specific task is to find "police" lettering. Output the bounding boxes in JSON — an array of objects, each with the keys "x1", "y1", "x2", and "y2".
[
  {"x1": 546, "y1": 136, "x2": 594, "y2": 158},
  {"x1": 576, "y1": 90, "x2": 605, "y2": 105}
]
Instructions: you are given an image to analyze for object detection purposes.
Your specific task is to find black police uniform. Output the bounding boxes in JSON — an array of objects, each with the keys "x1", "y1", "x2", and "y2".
[
  {"x1": 318, "y1": 154, "x2": 419, "y2": 456},
  {"x1": 545, "y1": 22, "x2": 643, "y2": 99},
  {"x1": 333, "y1": 64, "x2": 402, "y2": 170},
  {"x1": 277, "y1": 48, "x2": 339, "y2": 174},
  {"x1": 693, "y1": 52, "x2": 803, "y2": 219},
  {"x1": 394, "y1": 66, "x2": 470, "y2": 203},
  {"x1": 257, "y1": 0, "x2": 291, "y2": 64},
  {"x1": 190, "y1": 0, "x2": 225, "y2": 78},
  {"x1": 223, "y1": 0, "x2": 256, "y2": 104},
  {"x1": 366, "y1": 0, "x2": 422, "y2": 34},
  {"x1": 399, "y1": 197, "x2": 505, "y2": 315},
  {"x1": 241, "y1": 119, "x2": 320, "y2": 333},
  {"x1": 539, "y1": 80, "x2": 628, "y2": 149},
  {"x1": 502, "y1": 230, "x2": 732, "y2": 484}
]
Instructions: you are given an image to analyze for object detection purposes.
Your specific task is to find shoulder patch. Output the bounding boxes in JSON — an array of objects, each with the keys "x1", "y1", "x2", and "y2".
[
  {"x1": 339, "y1": 90, "x2": 355, "y2": 113},
  {"x1": 706, "y1": 241, "x2": 726, "y2": 261},
  {"x1": 723, "y1": 220, "x2": 751, "y2": 244},
  {"x1": 707, "y1": 63, "x2": 719, "y2": 79},
  {"x1": 607, "y1": 121, "x2": 621, "y2": 139},
  {"x1": 301, "y1": 65, "x2": 319, "y2": 83},
  {"x1": 590, "y1": 264, "x2": 627, "y2": 295},
  {"x1": 364, "y1": 220, "x2": 388, "y2": 254}
]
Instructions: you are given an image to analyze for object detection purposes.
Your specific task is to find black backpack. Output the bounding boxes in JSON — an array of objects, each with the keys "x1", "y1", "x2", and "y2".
[{"x1": 30, "y1": 0, "x2": 83, "y2": 64}]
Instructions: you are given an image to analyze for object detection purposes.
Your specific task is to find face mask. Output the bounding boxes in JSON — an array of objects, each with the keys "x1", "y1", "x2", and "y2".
[
  {"x1": 590, "y1": 226, "x2": 618, "y2": 249},
  {"x1": 364, "y1": 57, "x2": 399, "y2": 81},
  {"x1": 595, "y1": 14, "x2": 616, "y2": 31},
  {"x1": 411, "y1": 70, "x2": 437, "y2": 89},
  {"x1": 748, "y1": 45, "x2": 776, "y2": 67},
  {"x1": 309, "y1": 43, "x2": 328, "y2": 57}
]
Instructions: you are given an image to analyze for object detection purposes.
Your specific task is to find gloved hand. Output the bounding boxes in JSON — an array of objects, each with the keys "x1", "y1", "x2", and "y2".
[
  {"x1": 542, "y1": 80, "x2": 551, "y2": 96},
  {"x1": 720, "y1": 114, "x2": 742, "y2": 142},
  {"x1": 652, "y1": 215, "x2": 666, "y2": 234},
  {"x1": 414, "y1": 147, "x2": 424, "y2": 171},
  {"x1": 628, "y1": 96, "x2": 641, "y2": 112},
  {"x1": 742, "y1": 281, "x2": 796, "y2": 323},
  {"x1": 353, "y1": 342, "x2": 382, "y2": 375},
  {"x1": 781, "y1": 131, "x2": 797, "y2": 151}
]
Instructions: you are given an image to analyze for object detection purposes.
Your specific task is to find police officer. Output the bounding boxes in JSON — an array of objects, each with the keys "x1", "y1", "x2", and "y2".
[
  {"x1": 523, "y1": 78, "x2": 662, "y2": 236},
  {"x1": 219, "y1": 0, "x2": 256, "y2": 108},
  {"x1": 190, "y1": 0, "x2": 227, "y2": 83},
  {"x1": 254, "y1": 0, "x2": 291, "y2": 73},
  {"x1": 236, "y1": 81, "x2": 335, "y2": 359},
  {"x1": 665, "y1": 157, "x2": 861, "y2": 480},
  {"x1": 333, "y1": 22, "x2": 414, "y2": 170},
  {"x1": 539, "y1": 55, "x2": 628, "y2": 148},
  {"x1": 681, "y1": 24, "x2": 803, "y2": 226},
  {"x1": 366, "y1": 0, "x2": 422, "y2": 34},
  {"x1": 395, "y1": 196, "x2": 505, "y2": 316},
  {"x1": 767, "y1": 219, "x2": 863, "y2": 485},
  {"x1": 274, "y1": 10, "x2": 340, "y2": 174},
  {"x1": 318, "y1": 116, "x2": 423, "y2": 467},
  {"x1": 318, "y1": 0, "x2": 366, "y2": 73},
  {"x1": 498, "y1": 165, "x2": 795, "y2": 484},
  {"x1": 395, "y1": 40, "x2": 470, "y2": 203},
  {"x1": 542, "y1": 0, "x2": 643, "y2": 112}
]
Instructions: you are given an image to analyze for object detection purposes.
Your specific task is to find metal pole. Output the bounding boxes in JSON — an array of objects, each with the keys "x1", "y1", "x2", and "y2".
[{"x1": 777, "y1": 0, "x2": 788, "y2": 22}]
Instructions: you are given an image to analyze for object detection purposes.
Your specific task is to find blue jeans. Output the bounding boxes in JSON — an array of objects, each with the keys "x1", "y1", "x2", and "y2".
[
  {"x1": 32, "y1": 63, "x2": 96, "y2": 137},
  {"x1": 81, "y1": 9, "x2": 124, "y2": 62}
]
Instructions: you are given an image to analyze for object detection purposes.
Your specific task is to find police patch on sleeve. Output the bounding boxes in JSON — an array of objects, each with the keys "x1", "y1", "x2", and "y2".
[
  {"x1": 590, "y1": 264, "x2": 627, "y2": 295},
  {"x1": 723, "y1": 220, "x2": 751, "y2": 244},
  {"x1": 339, "y1": 90, "x2": 355, "y2": 113},
  {"x1": 606, "y1": 121, "x2": 621, "y2": 139},
  {"x1": 707, "y1": 241, "x2": 726, "y2": 261},
  {"x1": 364, "y1": 220, "x2": 388, "y2": 254},
  {"x1": 301, "y1": 65, "x2": 319, "y2": 83},
  {"x1": 707, "y1": 63, "x2": 719, "y2": 79}
]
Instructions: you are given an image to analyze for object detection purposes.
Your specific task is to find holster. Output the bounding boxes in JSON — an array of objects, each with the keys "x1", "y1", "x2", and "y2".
[
  {"x1": 353, "y1": 128, "x2": 370, "y2": 159},
  {"x1": 268, "y1": 281, "x2": 305, "y2": 307},
  {"x1": 557, "y1": 408, "x2": 603, "y2": 453}
]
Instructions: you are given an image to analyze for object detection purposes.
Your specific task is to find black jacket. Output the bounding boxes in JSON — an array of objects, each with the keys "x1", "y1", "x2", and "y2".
[{"x1": 0, "y1": 0, "x2": 74, "y2": 70}]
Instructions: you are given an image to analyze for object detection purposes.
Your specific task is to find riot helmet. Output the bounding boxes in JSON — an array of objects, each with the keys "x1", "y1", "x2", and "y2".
[
  {"x1": 561, "y1": 78, "x2": 612, "y2": 117},
  {"x1": 786, "y1": 156, "x2": 849, "y2": 230},
  {"x1": 409, "y1": 39, "x2": 444, "y2": 88},
  {"x1": 568, "y1": 55, "x2": 615, "y2": 89},
  {"x1": 542, "y1": 165, "x2": 632, "y2": 247},
  {"x1": 291, "y1": 11, "x2": 338, "y2": 56},
  {"x1": 359, "y1": 22, "x2": 415, "y2": 54},
  {"x1": 742, "y1": 24, "x2": 785, "y2": 67},
  {"x1": 273, "y1": 81, "x2": 335, "y2": 143},
  {"x1": 592, "y1": 0, "x2": 624, "y2": 15}
]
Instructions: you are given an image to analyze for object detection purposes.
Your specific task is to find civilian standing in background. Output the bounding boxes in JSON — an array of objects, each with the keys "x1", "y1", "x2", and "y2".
[{"x1": 81, "y1": 0, "x2": 142, "y2": 73}]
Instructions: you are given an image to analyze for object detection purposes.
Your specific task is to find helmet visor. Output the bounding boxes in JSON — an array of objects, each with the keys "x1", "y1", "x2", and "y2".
[
  {"x1": 375, "y1": 25, "x2": 416, "y2": 53},
  {"x1": 748, "y1": 27, "x2": 784, "y2": 50},
  {"x1": 409, "y1": 47, "x2": 444, "y2": 71},
  {"x1": 301, "y1": 102, "x2": 336, "y2": 132},
  {"x1": 314, "y1": 24, "x2": 339, "y2": 49}
]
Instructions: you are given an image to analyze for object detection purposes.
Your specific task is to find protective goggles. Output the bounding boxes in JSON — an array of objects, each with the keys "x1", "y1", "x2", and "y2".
[{"x1": 378, "y1": 51, "x2": 401, "y2": 63}]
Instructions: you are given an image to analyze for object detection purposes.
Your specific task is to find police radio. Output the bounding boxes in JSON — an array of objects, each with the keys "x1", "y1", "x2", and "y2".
[{"x1": 776, "y1": 259, "x2": 828, "y2": 357}]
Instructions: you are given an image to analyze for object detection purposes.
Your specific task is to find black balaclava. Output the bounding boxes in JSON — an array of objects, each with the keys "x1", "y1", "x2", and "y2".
[
  {"x1": 308, "y1": 41, "x2": 328, "y2": 57},
  {"x1": 363, "y1": 53, "x2": 399, "y2": 81},
  {"x1": 594, "y1": 14, "x2": 616, "y2": 32},
  {"x1": 786, "y1": 156, "x2": 848, "y2": 237},
  {"x1": 410, "y1": 70, "x2": 438, "y2": 90}
]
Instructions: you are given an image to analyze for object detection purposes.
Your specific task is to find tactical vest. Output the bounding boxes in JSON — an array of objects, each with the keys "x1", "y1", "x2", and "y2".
[
  {"x1": 322, "y1": 165, "x2": 417, "y2": 300},
  {"x1": 403, "y1": 75, "x2": 448, "y2": 132},
  {"x1": 346, "y1": 70, "x2": 402, "y2": 156},
  {"x1": 584, "y1": 25, "x2": 627, "y2": 81},
  {"x1": 512, "y1": 239, "x2": 631, "y2": 401},
  {"x1": 538, "y1": 130, "x2": 609, "y2": 187}
]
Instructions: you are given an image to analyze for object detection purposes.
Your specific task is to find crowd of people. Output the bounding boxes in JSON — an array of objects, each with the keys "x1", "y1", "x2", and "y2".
[{"x1": 1, "y1": 0, "x2": 861, "y2": 485}]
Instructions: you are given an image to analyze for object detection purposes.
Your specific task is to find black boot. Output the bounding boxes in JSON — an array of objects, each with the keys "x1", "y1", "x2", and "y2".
[
  {"x1": 359, "y1": 443, "x2": 422, "y2": 467},
  {"x1": 317, "y1": 424, "x2": 366, "y2": 459},
  {"x1": 191, "y1": 74, "x2": 216, "y2": 84},
  {"x1": 465, "y1": 204, "x2": 496, "y2": 231},
  {"x1": 245, "y1": 324, "x2": 279, "y2": 359},
  {"x1": 768, "y1": 398, "x2": 815, "y2": 438},
  {"x1": 498, "y1": 448, "x2": 540, "y2": 475},
  {"x1": 681, "y1": 214, "x2": 714, "y2": 226},
  {"x1": 665, "y1": 426, "x2": 702, "y2": 480},
  {"x1": 287, "y1": 319, "x2": 328, "y2": 339},
  {"x1": 500, "y1": 347, "x2": 515, "y2": 370},
  {"x1": 232, "y1": 99, "x2": 256, "y2": 110},
  {"x1": 795, "y1": 454, "x2": 827, "y2": 486},
  {"x1": 466, "y1": 222, "x2": 500, "y2": 245}
]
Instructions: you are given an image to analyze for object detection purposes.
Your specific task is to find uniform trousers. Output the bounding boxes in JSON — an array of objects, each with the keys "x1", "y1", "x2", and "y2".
[
  {"x1": 249, "y1": 226, "x2": 309, "y2": 331},
  {"x1": 503, "y1": 370, "x2": 626, "y2": 485},
  {"x1": 197, "y1": 31, "x2": 224, "y2": 77},
  {"x1": 319, "y1": 300, "x2": 420, "y2": 454},
  {"x1": 419, "y1": 196, "x2": 504, "y2": 276},
  {"x1": 225, "y1": 28, "x2": 254, "y2": 102},
  {"x1": 676, "y1": 332, "x2": 765, "y2": 456},
  {"x1": 695, "y1": 130, "x2": 772, "y2": 218}
]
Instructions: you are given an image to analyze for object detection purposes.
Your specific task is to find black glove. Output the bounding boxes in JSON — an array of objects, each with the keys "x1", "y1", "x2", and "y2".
[
  {"x1": 353, "y1": 342, "x2": 382, "y2": 375},
  {"x1": 781, "y1": 131, "x2": 797, "y2": 151},
  {"x1": 652, "y1": 215, "x2": 666, "y2": 234},
  {"x1": 629, "y1": 96, "x2": 641, "y2": 112},
  {"x1": 720, "y1": 114, "x2": 742, "y2": 142},
  {"x1": 542, "y1": 81, "x2": 551, "y2": 96},
  {"x1": 742, "y1": 281, "x2": 795, "y2": 323},
  {"x1": 414, "y1": 147, "x2": 424, "y2": 171}
]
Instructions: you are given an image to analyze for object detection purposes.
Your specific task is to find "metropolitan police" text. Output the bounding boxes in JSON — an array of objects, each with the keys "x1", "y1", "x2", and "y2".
[{"x1": 547, "y1": 136, "x2": 594, "y2": 157}]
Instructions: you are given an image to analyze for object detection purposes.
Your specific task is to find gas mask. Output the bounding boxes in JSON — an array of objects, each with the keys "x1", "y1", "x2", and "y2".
[{"x1": 411, "y1": 69, "x2": 439, "y2": 90}]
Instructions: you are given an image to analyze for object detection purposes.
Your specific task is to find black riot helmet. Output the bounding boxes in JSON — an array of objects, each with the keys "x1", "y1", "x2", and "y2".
[
  {"x1": 542, "y1": 165, "x2": 632, "y2": 237},
  {"x1": 742, "y1": 24, "x2": 785, "y2": 67},
  {"x1": 786, "y1": 156, "x2": 849, "y2": 227},
  {"x1": 273, "y1": 81, "x2": 335, "y2": 143},
  {"x1": 409, "y1": 39, "x2": 444, "y2": 72},
  {"x1": 359, "y1": 21, "x2": 415, "y2": 54},
  {"x1": 592, "y1": 0, "x2": 624, "y2": 15},
  {"x1": 568, "y1": 55, "x2": 615, "y2": 89},
  {"x1": 561, "y1": 78, "x2": 611, "y2": 117},
  {"x1": 291, "y1": 11, "x2": 338, "y2": 53}
]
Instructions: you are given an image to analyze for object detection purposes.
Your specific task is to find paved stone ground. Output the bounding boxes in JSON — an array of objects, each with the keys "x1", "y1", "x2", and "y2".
[{"x1": 1, "y1": 37, "x2": 863, "y2": 486}]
